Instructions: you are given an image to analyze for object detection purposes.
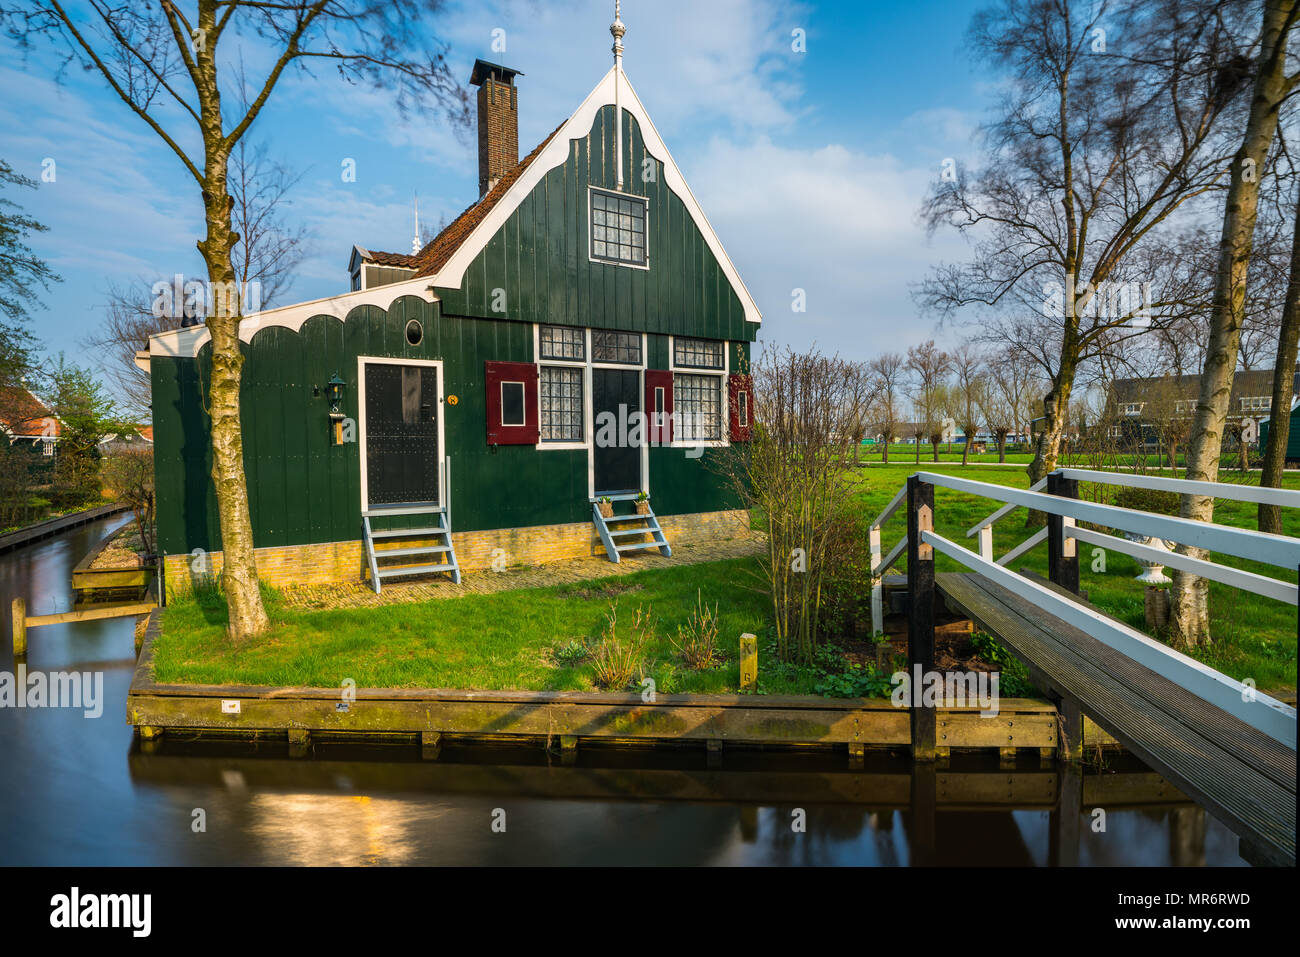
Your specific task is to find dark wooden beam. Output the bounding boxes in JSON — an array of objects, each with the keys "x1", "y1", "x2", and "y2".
[
  {"x1": 1047, "y1": 471, "x2": 1080, "y2": 594},
  {"x1": 907, "y1": 475, "x2": 936, "y2": 761}
]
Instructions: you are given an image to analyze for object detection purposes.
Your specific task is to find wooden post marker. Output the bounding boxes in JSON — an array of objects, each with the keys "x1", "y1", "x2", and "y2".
[
  {"x1": 739, "y1": 633, "x2": 758, "y2": 691},
  {"x1": 12, "y1": 597, "x2": 26, "y2": 657}
]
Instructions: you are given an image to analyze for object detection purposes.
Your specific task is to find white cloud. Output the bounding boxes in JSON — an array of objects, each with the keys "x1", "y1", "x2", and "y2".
[{"x1": 686, "y1": 134, "x2": 970, "y2": 358}]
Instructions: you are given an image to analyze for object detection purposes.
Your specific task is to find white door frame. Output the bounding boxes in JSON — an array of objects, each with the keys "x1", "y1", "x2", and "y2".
[{"x1": 357, "y1": 356, "x2": 446, "y2": 512}]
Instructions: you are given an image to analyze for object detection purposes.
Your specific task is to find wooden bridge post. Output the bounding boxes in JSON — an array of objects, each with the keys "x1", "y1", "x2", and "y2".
[
  {"x1": 906, "y1": 475, "x2": 936, "y2": 762},
  {"x1": 1046, "y1": 471, "x2": 1080, "y2": 594}
]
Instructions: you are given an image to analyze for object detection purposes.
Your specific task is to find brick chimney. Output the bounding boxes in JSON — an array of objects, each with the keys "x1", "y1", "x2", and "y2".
[{"x1": 469, "y1": 59, "x2": 522, "y2": 197}]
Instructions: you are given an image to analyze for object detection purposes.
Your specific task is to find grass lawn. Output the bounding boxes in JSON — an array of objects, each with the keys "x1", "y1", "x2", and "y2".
[
  {"x1": 854, "y1": 463, "x2": 1299, "y2": 693},
  {"x1": 154, "y1": 463, "x2": 1297, "y2": 698},
  {"x1": 154, "y1": 557, "x2": 853, "y2": 696}
]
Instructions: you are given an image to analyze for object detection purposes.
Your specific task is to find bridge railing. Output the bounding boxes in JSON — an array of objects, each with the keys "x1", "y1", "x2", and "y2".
[{"x1": 896, "y1": 469, "x2": 1298, "y2": 748}]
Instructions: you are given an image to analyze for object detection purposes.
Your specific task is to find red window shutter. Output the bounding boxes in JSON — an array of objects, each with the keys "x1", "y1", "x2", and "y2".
[
  {"x1": 485, "y1": 360, "x2": 539, "y2": 445},
  {"x1": 644, "y1": 370, "x2": 674, "y2": 444},
  {"x1": 728, "y1": 373, "x2": 753, "y2": 442}
]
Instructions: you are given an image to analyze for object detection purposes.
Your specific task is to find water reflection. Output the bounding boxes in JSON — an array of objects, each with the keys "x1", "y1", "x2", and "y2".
[{"x1": 0, "y1": 517, "x2": 1248, "y2": 866}]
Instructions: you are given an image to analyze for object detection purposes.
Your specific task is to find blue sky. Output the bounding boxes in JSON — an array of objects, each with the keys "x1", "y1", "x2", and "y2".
[{"x1": 1, "y1": 0, "x2": 989, "y2": 396}]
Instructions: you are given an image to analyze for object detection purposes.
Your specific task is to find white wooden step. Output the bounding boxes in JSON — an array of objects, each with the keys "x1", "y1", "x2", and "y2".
[
  {"x1": 363, "y1": 505, "x2": 445, "y2": 518},
  {"x1": 374, "y1": 545, "x2": 452, "y2": 559},
  {"x1": 370, "y1": 525, "x2": 446, "y2": 538},
  {"x1": 377, "y1": 562, "x2": 457, "y2": 579}
]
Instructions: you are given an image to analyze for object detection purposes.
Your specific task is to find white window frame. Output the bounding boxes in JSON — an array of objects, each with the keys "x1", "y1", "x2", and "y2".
[
  {"x1": 668, "y1": 335, "x2": 730, "y2": 448},
  {"x1": 499, "y1": 379, "x2": 527, "y2": 427},
  {"x1": 586, "y1": 185, "x2": 650, "y2": 271},
  {"x1": 357, "y1": 356, "x2": 446, "y2": 513},
  {"x1": 532, "y1": 324, "x2": 651, "y2": 500},
  {"x1": 538, "y1": 365, "x2": 585, "y2": 445}
]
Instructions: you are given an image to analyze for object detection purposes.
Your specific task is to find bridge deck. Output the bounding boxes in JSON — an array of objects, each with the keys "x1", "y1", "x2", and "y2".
[{"x1": 936, "y1": 572, "x2": 1296, "y2": 866}]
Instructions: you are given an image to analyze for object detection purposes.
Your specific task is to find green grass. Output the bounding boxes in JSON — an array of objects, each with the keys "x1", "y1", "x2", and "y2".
[
  {"x1": 857, "y1": 443, "x2": 1272, "y2": 471},
  {"x1": 855, "y1": 462, "x2": 1299, "y2": 692},
  {"x1": 154, "y1": 558, "x2": 846, "y2": 695},
  {"x1": 155, "y1": 463, "x2": 1297, "y2": 698}
]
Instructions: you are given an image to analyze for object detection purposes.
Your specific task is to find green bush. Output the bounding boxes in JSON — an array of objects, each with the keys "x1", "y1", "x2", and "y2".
[
  {"x1": 970, "y1": 632, "x2": 1037, "y2": 697},
  {"x1": 1111, "y1": 485, "x2": 1180, "y2": 516}
]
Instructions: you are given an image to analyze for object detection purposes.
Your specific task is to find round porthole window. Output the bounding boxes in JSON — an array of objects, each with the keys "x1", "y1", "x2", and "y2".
[{"x1": 405, "y1": 319, "x2": 423, "y2": 346}]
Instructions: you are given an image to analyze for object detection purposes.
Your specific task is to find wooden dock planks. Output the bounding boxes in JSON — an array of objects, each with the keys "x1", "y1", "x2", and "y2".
[
  {"x1": 937, "y1": 571, "x2": 1296, "y2": 866},
  {"x1": 126, "y1": 611, "x2": 1059, "y2": 754}
]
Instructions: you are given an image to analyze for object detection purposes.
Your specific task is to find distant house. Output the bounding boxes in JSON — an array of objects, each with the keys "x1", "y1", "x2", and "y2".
[
  {"x1": 1103, "y1": 367, "x2": 1300, "y2": 447},
  {"x1": 99, "y1": 426, "x2": 154, "y2": 455},
  {"x1": 0, "y1": 387, "x2": 60, "y2": 457},
  {"x1": 1259, "y1": 398, "x2": 1300, "y2": 465}
]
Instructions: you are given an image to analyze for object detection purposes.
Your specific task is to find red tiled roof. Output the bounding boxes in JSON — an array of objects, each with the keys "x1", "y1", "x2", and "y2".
[
  {"x1": 0, "y1": 387, "x2": 59, "y2": 438},
  {"x1": 412, "y1": 124, "x2": 564, "y2": 279},
  {"x1": 364, "y1": 250, "x2": 419, "y2": 268}
]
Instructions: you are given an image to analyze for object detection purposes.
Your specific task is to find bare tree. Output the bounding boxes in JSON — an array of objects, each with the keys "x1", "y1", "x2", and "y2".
[
  {"x1": 947, "y1": 342, "x2": 987, "y2": 466},
  {"x1": 907, "y1": 339, "x2": 951, "y2": 463},
  {"x1": 981, "y1": 345, "x2": 1040, "y2": 462},
  {"x1": 867, "y1": 351, "x2": 907, "y2": 464},
  {"x1": 92, "y1": 138, "x2": 309, "y2": 420},
  {"x1": 918, "y1": 0, "x2": 1256, "y2": 488},
  {"x1": 1172, "y1": 0, "x2": 1300, "y2": 647},
  {"x1": 716, "y1": 347, "x2": 869, "y2": 665},
  {"x1": 4, "y1": 1, "x2": 469, "y2": 638}
]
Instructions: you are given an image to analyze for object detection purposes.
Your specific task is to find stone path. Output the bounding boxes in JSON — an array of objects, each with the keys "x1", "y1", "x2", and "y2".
[{"x1": 279, "y1": 535, "x2": 765, "y2": 611}]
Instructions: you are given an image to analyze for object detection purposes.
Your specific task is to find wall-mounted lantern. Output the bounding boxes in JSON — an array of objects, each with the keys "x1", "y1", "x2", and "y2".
[{"x1": 326, "y1": 372, "x2": 346, "y2": 445}]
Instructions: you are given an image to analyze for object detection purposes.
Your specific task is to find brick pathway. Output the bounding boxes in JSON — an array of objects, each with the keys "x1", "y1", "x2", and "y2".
[{"x1": 279, "y1": 535, "x2": 764, "y2": 610}]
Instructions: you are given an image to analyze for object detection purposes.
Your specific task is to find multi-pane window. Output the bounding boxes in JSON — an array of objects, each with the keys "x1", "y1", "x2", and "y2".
[
  {"x1": 540, "y1": 366, "x2": 584, "y2": 442},
  {"x1": 539, "y1": 324, "x2": 585, "y2": 361},
  {"x1": 1240, "y1": 395, "x2": 1271, "y2": 412},
  {"x1": 1174, "y1": 400, "x2": 1194, "y2": 414},
  {"x1": 675, "y1": 373, "x2": 722, "y2": 441},
  {"x1": 592, "y1": 330, "x2": 642, "y2": 365},
  {"x1": 1120, "y1": 402, "x2": 1144, "y2": 416},
  {"x1": 591, "y1": 189, "x2": 647, "y2": 266},
  {"x1": 673, "y1": 337, "x2": 724, "y2": 370}
]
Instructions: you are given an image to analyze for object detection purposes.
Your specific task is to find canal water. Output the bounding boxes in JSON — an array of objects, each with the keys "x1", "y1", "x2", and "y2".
[{"x1": 0, "y1": 516, "x2": 1247, "y2": 865}]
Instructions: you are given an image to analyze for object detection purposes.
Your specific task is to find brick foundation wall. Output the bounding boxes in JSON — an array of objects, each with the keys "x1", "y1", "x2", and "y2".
[{"x1": 163, "y1": 509, "x2": 753, "y2": 599}]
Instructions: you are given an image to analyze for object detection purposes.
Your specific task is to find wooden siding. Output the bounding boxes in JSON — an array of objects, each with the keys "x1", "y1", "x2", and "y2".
[
  {"x1": 435, "y1": 104, "x2": 755, "y2": 342},
  {"x1": 152, "y1": 302, "x2": 739, "y2": 556}
]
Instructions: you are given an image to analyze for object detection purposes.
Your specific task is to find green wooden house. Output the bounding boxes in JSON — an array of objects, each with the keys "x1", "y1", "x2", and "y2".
[{"x1": 145, "y1": 43, "x2": 761, "y2": 596}]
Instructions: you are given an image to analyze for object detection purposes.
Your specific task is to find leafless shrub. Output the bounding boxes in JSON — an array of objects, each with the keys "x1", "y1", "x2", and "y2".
[
  {"x1": 590, "y1": 602, "x2": 653, "y2": 691},
  {"x1": 671, "y1": 590, "x2": 723, "y2": 670},
  {"x1": 715, "y1": 346, "x2": 870, "y2": 665}
]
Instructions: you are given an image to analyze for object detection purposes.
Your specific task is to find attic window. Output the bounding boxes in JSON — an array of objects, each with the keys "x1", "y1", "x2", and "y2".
[{"x1": 590, "y1": 188, "x2": 647, "y2": 267}]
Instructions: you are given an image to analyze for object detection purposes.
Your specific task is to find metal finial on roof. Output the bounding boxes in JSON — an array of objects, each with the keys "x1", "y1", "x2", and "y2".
[
  {"x1": 610, "y1": 0, "x2": 625, "y2": 61},
  {"x1": 611, "y1": 1, "x2": 625, "y2": 188},
  {"x1": 412, "y1": 195, "x2": 420, "y2": 256}
]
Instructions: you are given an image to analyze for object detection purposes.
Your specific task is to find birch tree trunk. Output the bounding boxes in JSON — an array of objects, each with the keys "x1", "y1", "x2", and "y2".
[
  {"x1": 195, "y1": 6, "x2": 269, "y2": 639},
  {"x1": 1171, "y1": 0, "x2": 1298, "y2": 647},
  {"x1": 1258, "y1": 190, "x2": 1300, "y2": 534}
]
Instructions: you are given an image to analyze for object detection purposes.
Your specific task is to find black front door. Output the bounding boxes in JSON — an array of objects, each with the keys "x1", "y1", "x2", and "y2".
[
  {"x1": 364, "y1": 363, "x2": 439, "y2": 507},
  {"x1": 593, "y1": 367, "x2": 642, "y2": 495}
]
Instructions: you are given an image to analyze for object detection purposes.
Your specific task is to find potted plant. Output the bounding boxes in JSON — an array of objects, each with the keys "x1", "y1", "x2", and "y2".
[
  {"x1": 634, "y1": 490, "x2": 650, "y2": 515},
  {"x1": 597, "y1": 496, "x2": 614, "y2": 518}
]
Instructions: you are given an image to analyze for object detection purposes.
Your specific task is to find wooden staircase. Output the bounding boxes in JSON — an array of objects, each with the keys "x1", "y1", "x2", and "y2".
[
  {"x1": 593, "y1": 500, "x2": 671, "y2": 563},
  {"x1": 363, "y1": 505, "x2": 461, "y2": 592}
]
